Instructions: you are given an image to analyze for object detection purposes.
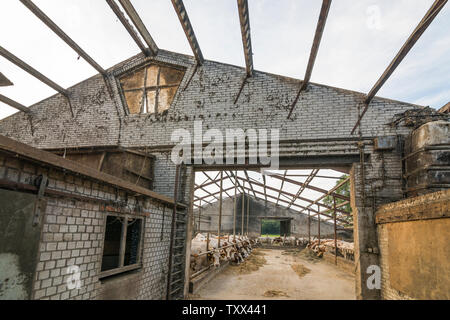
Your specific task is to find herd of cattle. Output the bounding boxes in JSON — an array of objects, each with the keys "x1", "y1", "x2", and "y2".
[
  {"x1": 190, "y1": 233, "x2": 257, "y2": 274},
  {"x1": 257, "y1": 236, "x2": 354, "y2": 260},
  {"x1": 307, "y1": 238, "x2": 355, "y2": 260},
  {"x1": 190, "y1": 233, "x2": 355, "y2": 275}
]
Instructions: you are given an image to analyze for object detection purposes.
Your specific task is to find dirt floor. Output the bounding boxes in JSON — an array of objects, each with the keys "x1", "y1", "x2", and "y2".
[{"x1": 193, "y1": 248, "x2": 355, "y2": 300}]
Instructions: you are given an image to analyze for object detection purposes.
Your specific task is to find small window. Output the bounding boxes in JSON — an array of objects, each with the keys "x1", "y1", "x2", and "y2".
[
  {"x1": 100, "y1": 214, "x2": 144, "y2": 277},
  {"x1": 119, "y1": 64, "x2": 185, "y2": 115}
]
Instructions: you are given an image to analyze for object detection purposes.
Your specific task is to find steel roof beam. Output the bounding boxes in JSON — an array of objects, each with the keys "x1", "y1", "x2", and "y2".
[
  {"x1": 0, "y1": 45, "x2": 68, "y2": 96},
  {"x1": 351, "y1": 0, "x2": 447, "y2": 134},
  {"x1": 237, "y1": 0, "x2": 253, "y2": 77},
  {"x1": 0, "y1": 94, "x2": 30, "y2": 113},
  {"x1": 118, "y1": 0, "x2": 158, "y2": 56},
  {"x1": 20, "y1": 0, "x2": 106, "y2": 75},
  {"x1": 106, "y1": 0, "x2": 150, "y2": 56},
  {"x1": 287, "y1": 0, "x2": 332, "y2": 119},
  {"x1": 171, "y1": 0, "x2": 204, "y2": 65}
]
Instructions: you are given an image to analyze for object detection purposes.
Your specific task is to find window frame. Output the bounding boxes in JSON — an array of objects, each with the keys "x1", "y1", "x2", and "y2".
[
  {"x1": 117, "y1": 62, "x2": 186, "y2": 116},
  {"x1": 99, "y1": 213, "x2": 145, "y2": 279}
]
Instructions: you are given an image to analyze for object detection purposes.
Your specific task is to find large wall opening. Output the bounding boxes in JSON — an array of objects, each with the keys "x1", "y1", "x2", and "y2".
[{"x1": 189, "y1": 166, "x2": 356, "y2": 300}]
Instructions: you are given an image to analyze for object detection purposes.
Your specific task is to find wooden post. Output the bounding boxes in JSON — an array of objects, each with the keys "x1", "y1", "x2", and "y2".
[
  {"x1": 317, "y1": 204, "x2": 321, "y2": 244},
  {"x1": 333, "y1": 196, "x2": 337, "y2": 265},
  {"x1": 198, "y1": 199, "x2": 201, "y2": 232},
  {"x1": 206, "y1": 232, "x2": 210, "y2": 252},
  {"x1": 218, "y1": 171, "x2": 223, "y2": 247},
  {"x1": 241, "y1": 180, "x2": 245, "y2": 236},
  {"x1": 233, "y1": 170, "x2": 237, "y2": 240},
  {"x1": 308, "y1": 209, "x2": 311, "y2": 244},
  {"x1": 246, "y1": 191, "x2": 249, "y2": 236}
]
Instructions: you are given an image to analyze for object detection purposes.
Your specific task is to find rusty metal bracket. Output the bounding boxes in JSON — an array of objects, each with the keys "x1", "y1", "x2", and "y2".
[{"x1": 32, "y1": 174, "x2": 48, "y2": 226}]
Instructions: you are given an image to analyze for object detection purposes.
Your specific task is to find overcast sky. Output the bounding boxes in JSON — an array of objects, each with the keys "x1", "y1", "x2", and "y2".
[{"x1": 0, "y1": 0, "x2": 449, "y2": 120}]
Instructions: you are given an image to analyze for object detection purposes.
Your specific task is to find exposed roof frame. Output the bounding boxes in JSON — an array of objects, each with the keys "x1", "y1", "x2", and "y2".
[
  {"x1": 275, "y1": 170, "x2": 287, "y2": 205},
  {"x1": 171, "y1": 0, "x2": 205, "y2": 65},
  {"x1": 118, "y1": 0, "x2": 159, "y2": 56},
  {"x1": 299, "y1": 176, "x2": 350, "y2": 214},
  {"x1": 0, "y1": 94, "x2": 30, "y2": 113},
  {"x1": 239, "y1": 184, "x2": 349, "y2": 225},
  {"x1": 19, "y1": 0, "x2": 106, "y2": 75},
  {"x1": 237, "y1": 0, "x2": 254, "y2": 77},
  {"x1": 243, "y1": 170, "x2": 257, "y2": 198},
  {"x1": 105, "y1": 0, "x2": 151, "y2": 56},
  {"x1": 0, "y1": 45, "x2": 68, "y2": 96},
  {"x1": 233, "y1": 174, "x2": 349, "y2": 215},
  {"x1": 202, "y1": 171, "x2": 234, "y2": 199},
  {"x1": 268, "y1": 172, "x2": 349, "y2": 202},
  {"x1": 287, "y1": 0, "x2": 332, "y2": 119},
  {"x1": 225, "y1": 171, "x2": 245, "y2": 194},
  {"x1": 287, "y1": 169, "x2": 319, "y2": 209},
  {"x1": 351, "y1": 0, "x2": 448, "y2": 134}
]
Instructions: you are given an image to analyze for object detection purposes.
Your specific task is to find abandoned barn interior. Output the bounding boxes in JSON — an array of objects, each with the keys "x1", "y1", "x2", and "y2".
[{"x1": 0, "y1": 0, "x2": 449, "y2": 300}]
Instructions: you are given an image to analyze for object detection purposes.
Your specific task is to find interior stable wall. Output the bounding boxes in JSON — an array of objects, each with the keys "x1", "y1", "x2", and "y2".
[
  {"x1": 0, "y1": 153, "x2": 176, "y2": 300},
  {"x1": 194, "y1": 194, "x2": 347, "y2": 239},
  {"x1": 376, "y1": 189, "x2": 450, "y2": 300}
]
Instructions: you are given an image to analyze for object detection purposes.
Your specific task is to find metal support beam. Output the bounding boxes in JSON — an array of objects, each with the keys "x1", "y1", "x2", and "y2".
[
  {"x1": 237, "y1": 0, "x2": 253, "y2": 77},
  {"x1": 300, "y1": 176, "x2": 350, "y2": 214},
  {"x1": 0, "y1": 45, "x2": 68, "y2": 96},
  {"x1": 20, "y1": 0, "x2": 106, "y2": 75},
  {"x1": 106, "y1": 0, "x2": 150, "y2": 56},
  {"x1": 287, "y1": 0, "x2": 332, "y2": 119},
  {"x1": 243, "y1": 170, "x2": 257, "y2": 198},
  {"x1": 351, "y1": 0, "x2": 447, "y2": 134},
  {"x1": 287, "y1": 169, "x2": 318, "y2": 209},
  {"x1": 234, "y1": 174, "x2": 349, "y2": 215},
  {"x1": 202, "y1": 171, "x2": 233, "y2": 199},
  {"x1": 0, "y1": 94, "x2": 30, "y2": 113},
  {"x1": 275, "y1": 170, "x2": 287, "y2": 206},
  {"x1": 118, "y1": 0, "x2": 158, "y2": 56},
  {"x1": 171, "y1": 0, "x2": 204, "y2": 65},
  {"x1": 270, "y1": 173, "x2": 349, "y2": 201}
]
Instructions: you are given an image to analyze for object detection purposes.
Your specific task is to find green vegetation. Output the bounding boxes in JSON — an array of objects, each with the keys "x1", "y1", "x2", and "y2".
[
  {"x1": 322, "y1": 175, "x2": 353, "y2": 226},
  {"x1": 261, "y1": 220, "x2": 280, "y2": 236}
]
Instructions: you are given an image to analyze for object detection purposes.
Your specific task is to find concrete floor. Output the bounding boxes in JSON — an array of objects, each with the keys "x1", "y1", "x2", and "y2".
[{"x1": 194, "y1": 249, "x2": 356, "y2": 300}]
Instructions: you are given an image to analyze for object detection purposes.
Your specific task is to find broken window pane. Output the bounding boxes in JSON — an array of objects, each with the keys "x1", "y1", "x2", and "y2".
[
  {"x1": 146, "y1": 91, "x2": 156, "y2": 114},
  {"x1": 146, "y1": 65, "x2": 159, "y2": 87},
  {"x1": 120, "y1": 69, "x2": 145, "y2": 90},
  {"x1": 124, "y1": 91, "x2": 144, "y2": 114},
  {"x1": 159, "y1": 66, "x2": 185, "y2": 86},
  {"x1": 124, "y1": 218, "x2": 142, "y2": 266},
  {"x1": 101, "y1": 216, "x2": 123, "y2": 272},
  {"x1": 159, "y1": 87, "x2": 178, "y2": 112},
  {"x1": 119, "y1": 64, "x2": 185, "y2": 115}
]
